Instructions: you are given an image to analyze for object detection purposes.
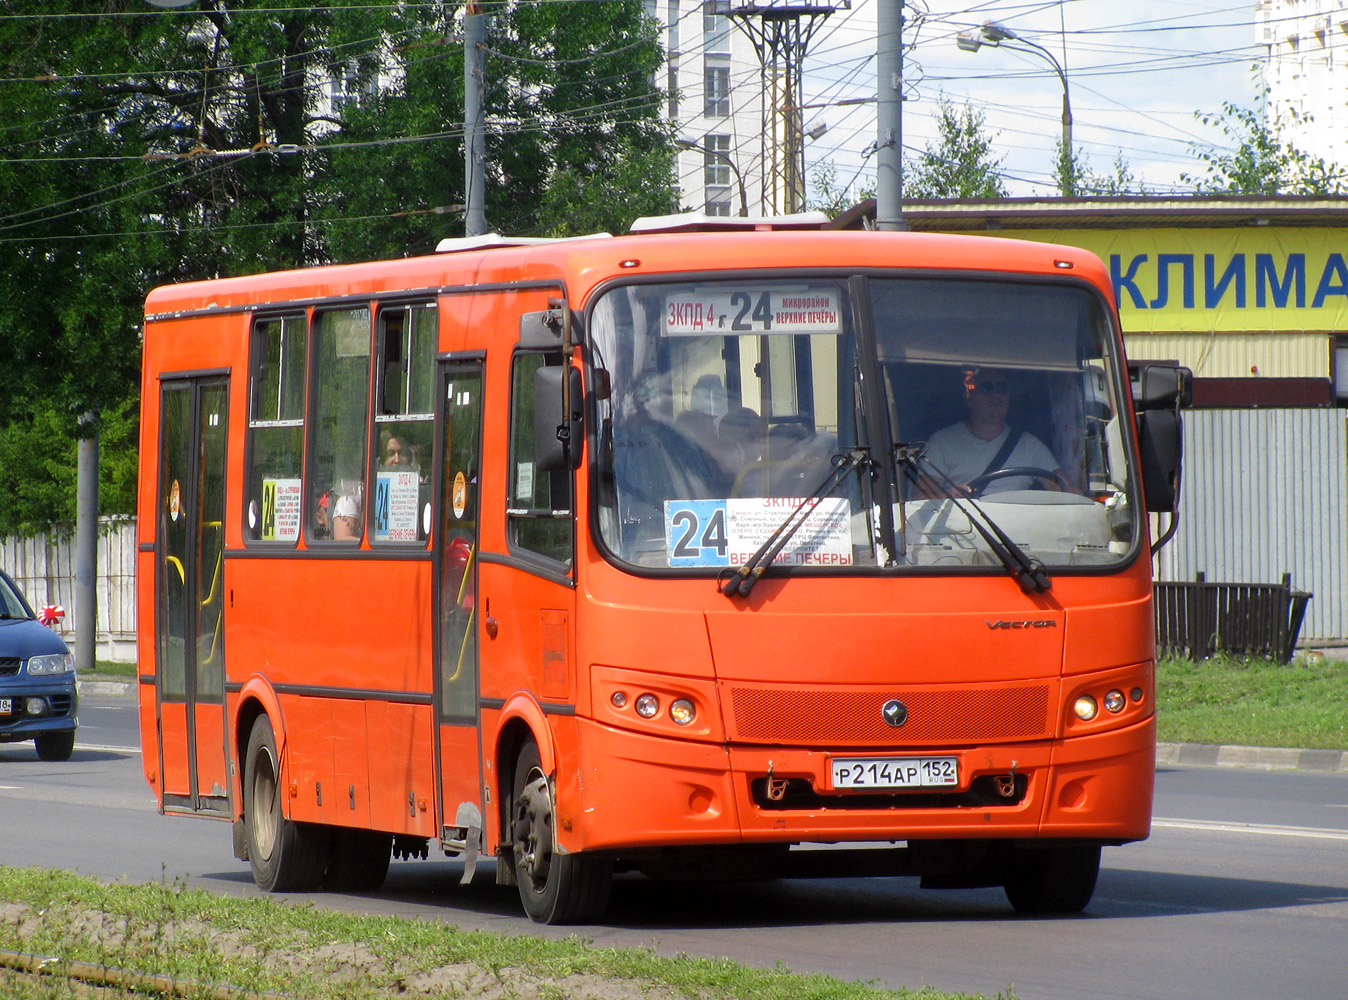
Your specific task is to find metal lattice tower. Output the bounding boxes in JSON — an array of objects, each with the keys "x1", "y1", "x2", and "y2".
[{"x1": 728, "y1": 3, "x2": 839, "y2": 214}]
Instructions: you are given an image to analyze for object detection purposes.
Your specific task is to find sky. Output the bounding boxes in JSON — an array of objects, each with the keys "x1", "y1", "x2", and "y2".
[{"x1": 792, "y1": 0, "x2": 1263, "y2": 199}]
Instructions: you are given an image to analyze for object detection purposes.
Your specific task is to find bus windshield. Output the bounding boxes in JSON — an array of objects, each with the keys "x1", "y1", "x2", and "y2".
[{"x1": 589, "y1": 275, "x2": 1138, "y2": 573}]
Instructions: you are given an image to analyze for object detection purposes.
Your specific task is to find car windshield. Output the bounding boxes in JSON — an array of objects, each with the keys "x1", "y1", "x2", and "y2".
[
  {"x1": 0, "y1": 575, "x2": 32, "y2": 619},
  {"x1": 588, "y1": 275, "x2": 1137, "y2": 574}
]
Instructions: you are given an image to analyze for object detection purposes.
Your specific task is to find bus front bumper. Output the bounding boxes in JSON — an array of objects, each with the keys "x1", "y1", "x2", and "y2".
[{"x1": 565, "y1": 715, "x2": 1155, "y2": 853}]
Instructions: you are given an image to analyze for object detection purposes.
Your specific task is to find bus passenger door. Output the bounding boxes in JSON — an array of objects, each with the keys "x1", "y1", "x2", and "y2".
[
  {"x1": 155, "y1": 376, "x2": 230, "y2": 817},
  {"x1": 433, "y1": 360, "x2": 485, "y2": 869}
]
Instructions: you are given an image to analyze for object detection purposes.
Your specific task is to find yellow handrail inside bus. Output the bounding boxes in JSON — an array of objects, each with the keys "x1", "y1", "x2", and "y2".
[
  {"x1": 447, "y1": 543, "x2": 477, "y2": 685},
  {"x1": 165, "y1": 555, "x2": 185, "y2": 585}
]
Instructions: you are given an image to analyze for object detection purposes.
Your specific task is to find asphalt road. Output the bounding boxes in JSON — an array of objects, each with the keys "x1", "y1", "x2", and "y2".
[{"x1": 2, "y1": 690, "x2": 1346, "y2": 1000}]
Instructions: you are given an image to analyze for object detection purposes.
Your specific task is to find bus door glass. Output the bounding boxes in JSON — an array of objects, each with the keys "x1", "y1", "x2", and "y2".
[
  {"x1": 155, "y1": 375, "x2": 230, "y2": 816},
  {"x1": 434, "y1": 360, "x2": 485, "y2": 857}
]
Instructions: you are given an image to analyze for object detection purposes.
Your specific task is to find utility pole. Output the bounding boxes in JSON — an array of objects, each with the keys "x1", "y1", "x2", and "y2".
[
  {"x1": 74, "y1": 412, "x2": 99, "y2": 672},
  {"x1": 463, "y1": 4, "x2": 488, "y2": 236},
  {"x1": 729, "y1": 3, "x2": 839, "y2": 215},
  {"x1": 875, "y1": 0, "x2": 906, "y2": 230}
]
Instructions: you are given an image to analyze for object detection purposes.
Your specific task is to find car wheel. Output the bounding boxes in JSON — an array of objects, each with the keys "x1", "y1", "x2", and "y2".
[{"x1": 34, "y1": 731, "x2": 75, "y2": 762}]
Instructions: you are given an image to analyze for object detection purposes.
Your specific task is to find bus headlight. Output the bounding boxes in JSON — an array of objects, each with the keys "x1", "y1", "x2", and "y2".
[
  {"x1": 634, "y1": 694, "x2": 660, "y2": 719},
  {"x1": 669, "y1": 699, "x2": 695, "y2": 726},
  {"x1": 1104, "y1": 690, "x2": 1126, "y2": 714},
  {"x1": 1073, "y1": 695, "x2": 1099, "y2": 721}
]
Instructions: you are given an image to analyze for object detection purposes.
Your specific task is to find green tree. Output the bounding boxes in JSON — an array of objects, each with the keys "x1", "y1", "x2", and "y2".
[
  {"x1": 0, "y1": 0, "x2": 674, "y2": 532},
  {"x1": 1182, "y1": 93, "x2": 1348, "y2": 195},
  {"x1": 1057, "y1": 142, "x2": 1147, "y2": 197},
  {"x1": 904, "y1": 95, "x2": 1007, "y2": 200},
  {"x1": 806, "y1": 161, "x2": 875, "y2": 217}
]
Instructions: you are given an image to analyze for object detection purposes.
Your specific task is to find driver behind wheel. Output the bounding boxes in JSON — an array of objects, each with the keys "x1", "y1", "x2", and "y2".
[{"x1": 916, "y1": 367, "x2": 1067, "y2": 497}]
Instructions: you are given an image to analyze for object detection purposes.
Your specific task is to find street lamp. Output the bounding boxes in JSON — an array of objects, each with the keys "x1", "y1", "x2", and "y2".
[
  {"x1": 957, "y1": 21, "x2": 1075, "y2": 193},
  {"x1": 676, "y1": 138, "x2": 749, "y2": 217}
]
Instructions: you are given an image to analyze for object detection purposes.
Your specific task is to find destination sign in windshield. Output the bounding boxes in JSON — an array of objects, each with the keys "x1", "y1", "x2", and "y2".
[{"x1": 664, "y1": 287, "x2": 843, "y2": 336}]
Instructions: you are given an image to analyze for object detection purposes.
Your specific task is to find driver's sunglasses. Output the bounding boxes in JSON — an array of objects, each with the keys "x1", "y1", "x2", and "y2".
[{"x1": 972, "y1": 379, "x2": 1011, "y2": 395}]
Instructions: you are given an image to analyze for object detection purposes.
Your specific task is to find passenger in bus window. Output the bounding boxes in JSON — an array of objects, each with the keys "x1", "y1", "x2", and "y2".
[
  {"x1": 313, "y1": 490, "x2": 332, "y2": 540},
  {"x1": 917, "y1": 368, "x2": 1066, "y2": 497},
  {"x1": 331, "y1": 490, "x2": 362, "y2": 540},
  {"x1": 382, "y1": 433, "x2": 414, "y2": 467}
]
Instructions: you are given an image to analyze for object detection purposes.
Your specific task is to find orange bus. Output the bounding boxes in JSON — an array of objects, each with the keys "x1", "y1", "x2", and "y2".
[{"x1": 137, "y1": 217, "x2": 1189, "y2": 923}]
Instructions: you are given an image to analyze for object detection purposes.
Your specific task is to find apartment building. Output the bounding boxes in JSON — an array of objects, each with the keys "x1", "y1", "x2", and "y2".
[{"x1": 1258, "y1": 0, "x2": 1348, "y2": 165}]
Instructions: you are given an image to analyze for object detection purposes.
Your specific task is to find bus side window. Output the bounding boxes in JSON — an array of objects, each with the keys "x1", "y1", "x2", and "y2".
[
  {"x1": 372, "y1": 303, "x2": 436, "y2": 544},
  {"x1": 245, "y1": 315, "x2": 307, "y2": 544},
  {"x1": 309, "y1": 307, "x2": 372, "y2": 543},
  {"x1": 508, "y1": 351, "x2": 572, "y2": 564}
]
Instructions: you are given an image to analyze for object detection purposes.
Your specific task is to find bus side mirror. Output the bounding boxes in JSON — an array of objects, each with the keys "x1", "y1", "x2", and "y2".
[
  {"x1": 534, "y1": 365, "x2": 584, "y2": 472},
  {"x1": 1134, "y1": 364, "x2": 1192, "y2": 411},
  {"x1": 1132, "y1": 364, "x2": 1190, "y2": 513},
  {"x1": 1137, "y1": 408, "x2": 1181, "y2": 512},
  {"x1": 518, "y1": 304, "x2": 571, "y2": 349}
]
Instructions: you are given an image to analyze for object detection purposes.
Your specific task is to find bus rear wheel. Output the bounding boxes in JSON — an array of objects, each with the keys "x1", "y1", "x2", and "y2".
[
  {"x1": 324, "y1": 828, "x2": 393, "y2": 892},
  {"x1": 1003, "y1": 843, "x2": 1101, "y2": 914},
  {"x1": 245, "y1": 715, "x2": 329, "y2": 892},
  {"x1": 510, "y1": 740, "x2": 611, "y2": 924}
]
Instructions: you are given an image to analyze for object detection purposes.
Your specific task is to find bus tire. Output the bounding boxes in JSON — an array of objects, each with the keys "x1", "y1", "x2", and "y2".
[
  {"x1": 510, "y1": 740, "x2": 611, "y2": 924},
  {"x1": 324, "y1": 828, "x2": 393, "y2": 892},
  {"x1": 244, "y1": 715, "x2": 329, "y2": 892},
  {"x1": 1003, "y1": 843, "x2": 1100, "y2": 915}
]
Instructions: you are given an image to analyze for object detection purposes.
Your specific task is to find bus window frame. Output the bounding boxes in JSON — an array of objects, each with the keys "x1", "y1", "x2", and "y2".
[
  {"x1": 306, "y1": 303, "x2": 375, "y2": 548},
  {"x1": 242, "y1": 310, "x2": 310, "y2": 550},
  {"x1": 369, "y1": 299, "x2": 437, "y2": 549},
  {"x1": 505, "y1": 347, "x2": 577, "y2": 573},
  {"x1": 580, "y1": 266, "x2": 1146, "y2": 581}
]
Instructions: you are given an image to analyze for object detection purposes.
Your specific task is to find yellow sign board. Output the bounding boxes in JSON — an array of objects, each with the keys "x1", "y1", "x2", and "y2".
[{"x1": 1003, "y1": 227, "x2": 1348, "y2": 333}]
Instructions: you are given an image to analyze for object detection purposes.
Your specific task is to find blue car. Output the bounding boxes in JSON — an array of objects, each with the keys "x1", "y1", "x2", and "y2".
[{"x1": 0, "y1": 569, "x2": 78, "y2": 761}]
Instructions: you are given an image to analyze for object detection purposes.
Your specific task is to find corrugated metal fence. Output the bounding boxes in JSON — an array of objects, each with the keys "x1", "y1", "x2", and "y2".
[
  {"x1": 1155, "y1": 407, "x2": 1348, "y2": 644},
  {"x1": 0, "y1": 517, "x2": 137, "y2": 662}
]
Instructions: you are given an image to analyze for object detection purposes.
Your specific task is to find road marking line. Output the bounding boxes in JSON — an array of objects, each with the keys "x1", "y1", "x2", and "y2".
[
  {"x1": 77, "y1": 743, "x2": 142, "y2": 755},
  {"x1": 1154, "y1": 817, "x2": 1348, "y2": 841},
  {"x1": 0, "y1": 785, "x2": 20, "y2": 791}
]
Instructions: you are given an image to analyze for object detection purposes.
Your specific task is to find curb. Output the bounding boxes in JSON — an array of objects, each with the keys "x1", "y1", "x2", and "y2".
[
  {"x1": 76, "y1": 679, "x2": 135, "y2": 697},
  {"x1": 1157, "y1": 741, "x2": 1348, "y2": 773}
]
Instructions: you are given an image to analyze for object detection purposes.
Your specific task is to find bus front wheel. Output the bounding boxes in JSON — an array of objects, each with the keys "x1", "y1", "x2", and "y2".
[
  {"x1": 1003, "y1": 843, "x2": 1100, "y2": 914},
  {"x1": 509, "y1": 740, "x2": 611, "y2": 924},
  {"x1": 244, "y1": 715, "x2": 330, "y2": 892}
]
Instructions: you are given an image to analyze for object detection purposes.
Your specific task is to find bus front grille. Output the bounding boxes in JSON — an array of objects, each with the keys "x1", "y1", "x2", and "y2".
[{"x1": 727, "y1": 683, "x2": 1053, "y2": 746}]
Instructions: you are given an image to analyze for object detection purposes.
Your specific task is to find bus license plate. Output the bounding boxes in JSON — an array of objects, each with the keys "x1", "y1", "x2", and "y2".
[
  {"x1": 830, "y1": 756, "x2": 959, "y2": 790},
  {"x1": 0, "y1": 698, "x2": 11, "y2": 715}
]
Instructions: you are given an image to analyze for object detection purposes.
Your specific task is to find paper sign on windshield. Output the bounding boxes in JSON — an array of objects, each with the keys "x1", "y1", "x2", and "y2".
[
  {"x1": 664, "y1": 288, "x2": 843, "y2": 336},
  {"x1": 663, "y1": 497, "x2": 852, "y2": 568}
]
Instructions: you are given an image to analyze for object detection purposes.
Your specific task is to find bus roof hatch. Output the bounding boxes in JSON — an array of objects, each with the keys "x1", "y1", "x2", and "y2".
[{"x1": 628, "y1": 211, "x2": 832, "y2": 234}]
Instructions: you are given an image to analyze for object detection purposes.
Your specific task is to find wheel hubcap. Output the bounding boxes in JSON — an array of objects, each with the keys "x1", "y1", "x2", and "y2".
[
  {"x1": 252, "y1": 746, "x2": 279, "y2": 862},
  {"x1": 513, "y1": 768, "x2": 553, "y2": 891}
]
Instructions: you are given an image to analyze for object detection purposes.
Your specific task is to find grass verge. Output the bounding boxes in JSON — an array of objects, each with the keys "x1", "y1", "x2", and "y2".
[
  {"x1": 1157, "y1": 653, "x2": 1348, "y2": 750},
  {"x1": 0, "y1": 868, "x2": 1004, "y2": 1000},
  {"x1": 90, "y1": 660, "x2": 137, "y2": 679}
]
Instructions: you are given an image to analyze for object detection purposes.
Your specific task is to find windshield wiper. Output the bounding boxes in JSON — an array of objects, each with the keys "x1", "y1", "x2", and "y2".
[
  {"x1": 897, "y1": 446, "x2": 1052, "y2": 595},
  {"x1": 719, "y1": 449, "x2": 869, "y2": 599}
]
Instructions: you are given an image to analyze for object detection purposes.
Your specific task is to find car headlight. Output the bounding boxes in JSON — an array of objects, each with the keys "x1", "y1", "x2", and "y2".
[{"x1": 26, "y1": 652, "x2": 75, "y2": 675}]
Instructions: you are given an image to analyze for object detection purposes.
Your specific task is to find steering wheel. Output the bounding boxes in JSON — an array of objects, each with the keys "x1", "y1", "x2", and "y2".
[{"x1": 966, "y1": 466, "x2": 1068, "y2": 497}]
